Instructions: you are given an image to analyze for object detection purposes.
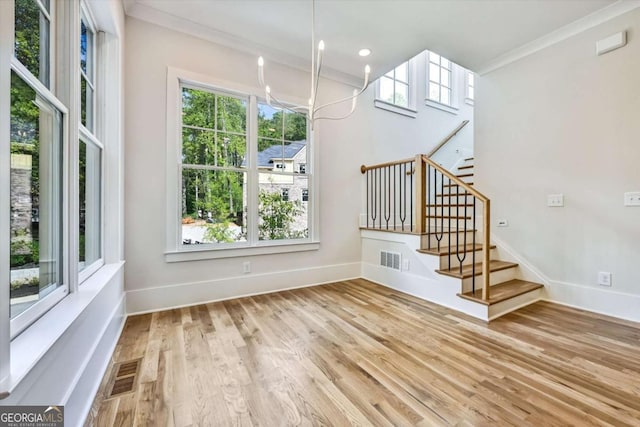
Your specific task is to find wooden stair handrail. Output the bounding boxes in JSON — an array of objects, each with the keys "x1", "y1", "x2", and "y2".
[
  {"x1": 426, "y1": 120, "x2": 470, "y2": 158},
  {"x1": 360, "y1": 156, "x2": 416, "y2": 174},
  {"x1": 421, "y1": 155, "x2": 491, "y2": 301}
]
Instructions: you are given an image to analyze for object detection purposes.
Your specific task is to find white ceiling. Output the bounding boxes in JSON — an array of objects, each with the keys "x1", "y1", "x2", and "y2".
[{"x1": 124, "y1": 0, "x2": 621, "y2": 81}]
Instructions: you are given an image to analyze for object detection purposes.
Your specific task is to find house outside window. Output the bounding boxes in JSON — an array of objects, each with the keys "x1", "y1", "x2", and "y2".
[{"x1": 302, "y1": 189, "x2": 309, "y2": 202}]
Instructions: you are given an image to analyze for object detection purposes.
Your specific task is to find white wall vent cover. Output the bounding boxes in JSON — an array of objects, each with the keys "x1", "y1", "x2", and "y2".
[{"x1": 380, "y1": 251, "x2": 401, "y2": 270}]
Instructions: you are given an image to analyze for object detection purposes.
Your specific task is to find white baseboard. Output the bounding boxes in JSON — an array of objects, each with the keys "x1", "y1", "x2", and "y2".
[
  {"x1": 126, "y1": 262, "x2": 361, "y2": 315},
  {"x1": 544, "y1": 280, "x2": 640, "y2": 324},
  {"x1": 68, "y1": 294, "x2": 126, "y2": 427}
]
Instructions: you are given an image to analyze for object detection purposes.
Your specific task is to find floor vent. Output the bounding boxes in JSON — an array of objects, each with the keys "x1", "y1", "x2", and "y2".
[
  {"x1": 380, "y1": 250, "x2": 401, "y2": 270},
  {"x1": 108, "y1": 359, "x2": 141, "y2": 398}
]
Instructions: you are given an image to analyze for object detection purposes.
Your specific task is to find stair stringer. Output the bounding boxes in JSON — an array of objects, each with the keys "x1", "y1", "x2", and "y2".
[{"x1": 360, "y1": 229, "x2": 489, "y2": 320}]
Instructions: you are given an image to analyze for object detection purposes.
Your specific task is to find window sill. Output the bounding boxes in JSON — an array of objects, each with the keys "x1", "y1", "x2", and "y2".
[
  {"x1": 425, "y1": 99, "x2": 459, "y2": 114},
  {"x1": 465, "y1": 98, "x2": 475, "y2": 106},
  {"x1": 1, "y1": 262, "x2": 124, "y2": 398},
  {"x1": 165, "y1": 241, "x2": 320, "y2": 262},
  {"x1": 374, "y1": 99, "x2": 417, "y2": 118}
]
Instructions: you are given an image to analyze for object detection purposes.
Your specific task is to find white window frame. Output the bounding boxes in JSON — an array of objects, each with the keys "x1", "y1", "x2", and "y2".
[
  {"x1": 425, "y1": 51, "x2": 459, "y2": 114},
  {"x1": 374, "y1": 59, "x2": 417, "y2": 118},
  {"x1": 1, "y1": 0, "x2": 120, "y2": 395},
  {"x1": 465, "y1": 70, "x2": 475, "y2": 106},
  {"x1": 165, "y1": 67, "x2": 320, "y2": 262},
  {"x1": 78, "y1": 1, "x2": 104, "y2": 283}
]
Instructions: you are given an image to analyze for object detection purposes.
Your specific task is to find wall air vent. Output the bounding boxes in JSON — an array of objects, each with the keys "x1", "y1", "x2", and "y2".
[{"x1": 380, "y1": 251, "x2": 401, "y2": 270}]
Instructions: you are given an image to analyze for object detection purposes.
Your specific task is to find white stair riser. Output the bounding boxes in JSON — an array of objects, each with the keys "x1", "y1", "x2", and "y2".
[
  {"x1": 460, "y1": 268, "x2": 518, "y2": 293},
  {"x1": 488, "y1": 289, "x2": 544, "y2": 319}
]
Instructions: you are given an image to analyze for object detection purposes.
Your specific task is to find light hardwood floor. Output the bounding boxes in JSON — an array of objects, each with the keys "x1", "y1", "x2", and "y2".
[{"x1": 85, "y1": 279, "x2": 640, "y2": 426}]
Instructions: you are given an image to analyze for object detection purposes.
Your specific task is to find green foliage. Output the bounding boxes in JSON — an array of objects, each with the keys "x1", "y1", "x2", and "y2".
[
  {"x1": 203, "y1": 221, "x2": 236, "y2": 243},
  {"x1": 14, "y1": 0, "x2": 44, "y2": 83},
  {"x1": 10, "y1": 238, "x2": 39, "y2": 268},
  {"x1": 257, "y1": 109, "x2": 307, "y2": 150},
  {"x1": 258, "y1": 190, "x2": 306, "y2": 240}
]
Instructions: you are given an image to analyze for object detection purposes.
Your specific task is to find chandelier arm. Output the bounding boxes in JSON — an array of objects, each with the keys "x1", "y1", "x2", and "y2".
[
  {"x1": 311, "y1": 50, "x2": 323, "y2": 112},
  {"x1": 313, "y1": 81, "x2": 369, "y2": 115},
  {"x1": 266, "y1": 92, "x2": 306, "y2": 116}
]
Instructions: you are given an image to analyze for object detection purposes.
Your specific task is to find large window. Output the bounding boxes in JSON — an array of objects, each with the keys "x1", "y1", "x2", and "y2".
[
  {"x1": 427, "y1": 51, "x2": 453, "y2": 106},
  {"x1": 79, "y1": 6, "x2": 103, "y2": 279},
  {"x1": 175, "y1": 81, "x2": 311, "y2": 253},
  {"x1": 466, "y1": 71, "x2": 475, "y2": 105},
  {"x1": 378, "y1": 62, "x2": 410, "y2": 108}
]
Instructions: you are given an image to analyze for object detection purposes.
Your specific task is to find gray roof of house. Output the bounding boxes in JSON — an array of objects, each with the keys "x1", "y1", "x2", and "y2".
[{"x1": 253, "y1": 140, "x2": 306, "y2": 167}]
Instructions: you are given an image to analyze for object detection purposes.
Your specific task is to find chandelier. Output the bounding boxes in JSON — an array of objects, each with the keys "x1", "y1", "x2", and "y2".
[{"x1": 257, "y1": 0, "x2": 371, "y2": 129}]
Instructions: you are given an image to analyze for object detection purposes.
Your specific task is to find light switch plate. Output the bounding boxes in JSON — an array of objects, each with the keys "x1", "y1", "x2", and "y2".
[
  {"x1": 547, "y1": 194, "x2": 564, "y2": 207},
  {"x1": 598, "y1": 272, "x2": 612, "y2": 287},
  {"x1": 624, "y1": 192, "x2": 640, "y2": 206}
]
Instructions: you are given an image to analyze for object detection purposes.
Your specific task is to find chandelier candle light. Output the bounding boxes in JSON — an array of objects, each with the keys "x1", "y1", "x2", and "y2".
[{"x1": 257, "y1": 0, "x2": 371, "y2": 129}]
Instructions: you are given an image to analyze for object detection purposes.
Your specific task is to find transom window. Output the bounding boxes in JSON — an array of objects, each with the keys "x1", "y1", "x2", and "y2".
[
  {"x1": 466, "y1": 71, "x2": 475, "y2": 104},
  {"x1": 427, "y1": 52, "x2": 452, "y2": 106},
  {"x1": 378, "y1": 62, "x2": 410, "y2": 108}
]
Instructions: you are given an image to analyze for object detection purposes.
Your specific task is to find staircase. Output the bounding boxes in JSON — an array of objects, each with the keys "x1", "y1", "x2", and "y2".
[{"x1": 359, "y1": 134, "x2": 545, "y2": 321}]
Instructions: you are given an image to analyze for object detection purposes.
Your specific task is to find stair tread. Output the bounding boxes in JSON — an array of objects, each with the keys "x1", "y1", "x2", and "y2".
[
  {"x1": 457, "y1": 279, "x2": 544, "y2": 305},
  {"x1": 464, "y1": 157, "x2": 474, "y2": 161},
  {"x1": 455, "y1": 173, "x2": 474, "y2": 178},
  {"x1": 417, "y1": 243, "x2": 496, "y2": 256},
  {"x1": 458, "y1": 165, "x2": 474, "y2": 170},
  {"x1": 427, "y1": 204, "x2": 475, "y2": 207},
  {"x1": 443, "y1": 182, "x2": 474, "y2": 188},
  {"x1": 436, "y1": 192, "x2": 473, "y2": 198},
  {"x1": 423, "y1": 229, "x2": 477, "y2": 235},
  {"x1": 436, "y1": 260, "x2": 518, "y2": 279}
]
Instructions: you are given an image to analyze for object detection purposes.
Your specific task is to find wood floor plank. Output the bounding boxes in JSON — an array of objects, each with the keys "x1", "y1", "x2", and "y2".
[{"x1": 88, "y1": 279, "x2": 640, "y2": 426}]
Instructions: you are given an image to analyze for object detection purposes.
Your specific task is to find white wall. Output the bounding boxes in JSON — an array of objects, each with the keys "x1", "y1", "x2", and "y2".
[
  {"x1": 362, "y1": 54, "x2": 474, "y2": 169},
  {"x1": 476, "y1": 8, "x2": 640, "y2": 321},
  {"x1": 124, "y1": 18, "x2": 365, "y2": 311}
]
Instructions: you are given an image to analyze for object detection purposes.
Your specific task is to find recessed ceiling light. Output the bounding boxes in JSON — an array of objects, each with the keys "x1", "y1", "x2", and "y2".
[{"x1": 358, "y1": 48, "x2": 371, "y2": 57}]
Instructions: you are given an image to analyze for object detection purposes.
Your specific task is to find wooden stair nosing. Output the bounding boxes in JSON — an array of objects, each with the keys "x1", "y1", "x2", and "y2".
[
  {"x1": 457, "y1": 165, "x2": 474, "y2": 170},
  {"x1": 455, "y1": 173, "x2": 474, "y2": 178},
  {"x1": 457, "y1": 279, "x2": 544, "y2": 305},
  {"x1": 435, "y1": 260, "x2": 518, "y2": 279},
  {"x1": 427, "y1": 203, "x2": 475, "y2": 208},
  {"x1": 427, "y1": 215, "x2": 472, "y2": 220},
  {"x1": 464, "y1": 157, "x2": 474, "y2": 161},
  {"x1": 423, "y1": 228, "x2": 477, "y2": 235},
  {"x1": 435, "y1": 192, "x2": 473, "y2": 198},
  {"x1": 417, "y1": 244, "x2": 496, "y2": 256},
  {"x1": 443, "y1": 182, "x2": 474, "y2": 188}
]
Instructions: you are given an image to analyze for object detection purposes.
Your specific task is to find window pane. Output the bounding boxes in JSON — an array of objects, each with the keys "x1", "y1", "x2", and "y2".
[
  {"x1": 181, "y1": 169, "x2": 247, "y2": 244},
  {"x1": 395, "y1": 62, "x2": 408, "y2": 83},
  {"x1": 79, "y1": 140, "x2": 102, "y2": 272},
  {"x1": 429, "y1": 82, "x2": 440, "y2": 101},
  {"x1": 441, "y1": 88, "x2": 451, "y2": 105},
  {"x1": 81, "y1": 76, "x2": 94, "y2": 131},
  {"x1": 182, "y1": 87, "x2": 216, "y2": 129},
  {"x1": 10, "y1": 71, "x2": 63, "y2": 318},
  {"x1": 441, "y1": 69, "x2": 450, "y2": 88},
  {"x1": 283, "y1": 111, "x2": 307, "y2": 142},
  {"x1": 258, "y1": 103, "x2": 284, "y2": 140},
  {"x1": 379, "y1": 76, "x2": 394, "y2": 104},
  {"x1": 182, "y1": 129, "x2": 246, "y2": 168},
  {"x1": 394, "y1": 82, "x2": 408, "y2": 107},
  {"x1": 258, "y1": 174, "x2": 308, "y2": 241},
  {"x1": 468, "y1": 73, "x2": 475, "y2": 87},
  {"x1": 15, "y1": 0, "x2": 50, "y2": 87},
  {"x1": 216, "y1": 94, "x2": 247, "y2": 133},
  {"x1": 429, "y1": 63, "x2": 440, "y2": 83},
  {"x1": 257, "y1": 140, "x2": 306, "y2": 174},
  {"x1": 441, "y1": 58, "x2": 451, "y2": 69},
  {"x1": 468, "y1": 87, "x2": 475, "y2": 100},
  {"x1": 429, "y1": 52, "x2": 440, "y2": 63}
]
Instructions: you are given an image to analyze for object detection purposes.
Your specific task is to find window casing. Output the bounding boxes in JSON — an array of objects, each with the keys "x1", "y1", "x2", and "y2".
[
  {"x1": 170, "y1": 75, "x2": 315, "y2": 258},
  {"x1": 374, "y1": 60, "x2": 417, "y2": 117}
]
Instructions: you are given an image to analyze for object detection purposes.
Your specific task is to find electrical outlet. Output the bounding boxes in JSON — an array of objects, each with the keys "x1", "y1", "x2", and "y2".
[
  {"x1": 243, "y1": 261, "x2": 251, "y2": 274},
  {"x1": 624, "y1": 192, "x2": 640, "y2": 206},
  {"x1": 497, "y1": 219, "x2": 509, "y2": 227},
  {"x1": 597, "y1": 271, "x2": 612, "y2": 287},
  {"x1": 547, "y1": 194, "x2": 564, "y2": 207}
]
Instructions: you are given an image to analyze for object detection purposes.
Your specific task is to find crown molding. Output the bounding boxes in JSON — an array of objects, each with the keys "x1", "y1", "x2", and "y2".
[
  {"x1": 477, "y1": 0, "x2": 640, "y2": 75},
  {"x1": 123, "y1": 1, "x2": 363, "y2": 87}
]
